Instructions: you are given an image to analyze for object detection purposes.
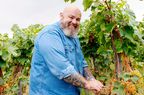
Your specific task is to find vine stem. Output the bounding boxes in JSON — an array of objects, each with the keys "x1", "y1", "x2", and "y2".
[{"x1": 111, "y1": 33, "x2": 121, "y2": 79}]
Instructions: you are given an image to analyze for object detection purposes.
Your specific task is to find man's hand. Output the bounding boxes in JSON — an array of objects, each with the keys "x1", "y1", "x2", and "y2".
[
  {"x1": 63, "y1": 67, "x2": 104, "y2": 93},
  {"x1": 83, "y1": 67, "x2": 103, "y2": 92},
  {"x1": 63, "y1": 72, "x2": 103, "y2": 93},
  {"x1": 85, "y1": 79, "x2": 103, "y2": 92}
]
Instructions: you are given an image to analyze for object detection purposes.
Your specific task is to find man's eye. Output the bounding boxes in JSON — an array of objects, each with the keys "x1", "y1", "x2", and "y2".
[
  {"x1": 76, "y1": 18, "x2": 80, "y2": 21},
  {"x1": 69, "y1": 16, "x2": 74, "y2": 19}
]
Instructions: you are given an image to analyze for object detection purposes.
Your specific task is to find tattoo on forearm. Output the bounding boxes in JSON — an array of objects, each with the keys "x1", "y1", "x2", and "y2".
[
  {"x1": 63, "y1": 73, "x2": 87, "y2": 88},
  {"x1": 84, "y1": 67, "x2": 95, "y2": 80}
]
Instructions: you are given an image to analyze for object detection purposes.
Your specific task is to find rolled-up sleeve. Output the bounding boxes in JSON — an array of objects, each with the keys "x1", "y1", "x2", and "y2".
[
  {"x1": 83, "y1": 60, "x2": 88, "y2": 68},
  {"x1": 38, "y1": 31, "x2": 77, "y2": 79}
]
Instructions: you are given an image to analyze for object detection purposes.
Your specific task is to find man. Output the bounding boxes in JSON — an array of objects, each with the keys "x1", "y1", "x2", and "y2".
[{"x1": 29, "y1": 6, "x2": 103, "y2": 95}]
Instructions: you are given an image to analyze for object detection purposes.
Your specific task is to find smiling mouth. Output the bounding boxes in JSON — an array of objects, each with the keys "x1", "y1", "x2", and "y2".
[
  {"x1": 67, "y1": 22, "x2": 78, "y2": 28},
  {"x1": 69, "y1": 24, "x2": 78, "y2": 29}
]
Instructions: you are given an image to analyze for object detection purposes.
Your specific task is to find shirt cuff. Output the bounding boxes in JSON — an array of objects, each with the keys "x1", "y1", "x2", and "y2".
[
  {"x1": 83, "y1": 60, "x2": 88, "y2": 67},
  {"x1": 59, "y1": 65, "x2": 77, "y2": 79}
]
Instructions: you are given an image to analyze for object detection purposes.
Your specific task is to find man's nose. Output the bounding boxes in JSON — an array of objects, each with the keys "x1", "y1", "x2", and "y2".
[{"x1": 72, "y1": 19, "x2": 77, "y2": 24}]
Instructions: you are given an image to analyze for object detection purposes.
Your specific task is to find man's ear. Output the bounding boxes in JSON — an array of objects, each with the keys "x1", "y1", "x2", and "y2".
[{"x1": 59, "y1": 12, "x2": 63, "y2": 19}]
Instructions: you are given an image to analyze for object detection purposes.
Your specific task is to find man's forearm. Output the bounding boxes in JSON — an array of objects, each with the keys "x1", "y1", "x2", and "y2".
[
  {"x1": 63, "y1": 72, "x2": 88, "y2": 88},
  {"x1": 84, "y1": 67, "x2": 95, "y2": 80},
  {"x1": 63, "y1": 71, "x2": 103, "y2": 91}
]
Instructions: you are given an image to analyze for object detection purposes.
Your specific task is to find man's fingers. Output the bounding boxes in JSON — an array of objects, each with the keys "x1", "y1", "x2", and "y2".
[
  {"x1": 96, "y1": 80, "x2": 104, "y2": 86},
  {"x1": 88, "y1": 79, "x2": 104, "y2": 91},
  {"x1": 92, "y1": 90, "x2": 99, "y2": 95}
]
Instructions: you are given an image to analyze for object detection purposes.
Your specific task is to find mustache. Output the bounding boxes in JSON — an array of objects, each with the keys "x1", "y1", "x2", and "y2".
[{"x1": 68, "y1": 22, "x2": 79, "y2": 29}]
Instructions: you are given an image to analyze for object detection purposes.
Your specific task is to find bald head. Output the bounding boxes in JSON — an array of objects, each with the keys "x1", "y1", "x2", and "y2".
[
  {"x1": 60, "y1": 6, "x2": 81, "y2": 21},
  {"x1": 62, "y1": 6, "x2": 81, "y2": 16}
]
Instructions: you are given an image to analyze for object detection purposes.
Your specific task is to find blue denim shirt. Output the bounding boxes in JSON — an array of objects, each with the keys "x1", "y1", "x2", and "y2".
[{"x1": 29, "y1": 22, "x2": 88, "y2": 95}]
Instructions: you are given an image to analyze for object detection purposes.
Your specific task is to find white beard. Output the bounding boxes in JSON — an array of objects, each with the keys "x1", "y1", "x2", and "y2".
[{"x1": 63, "y1": 28, "x2": 78, "y2": 38}]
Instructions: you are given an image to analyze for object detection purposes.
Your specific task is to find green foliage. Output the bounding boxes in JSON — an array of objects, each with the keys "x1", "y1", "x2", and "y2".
[
  {"x1": 0, "y1": 0, "x2": 144, "y2": 94},
  {"x1": 64, "y1": 0, "x2": 76, "y2": 3},
  {"x1": 0, "y1": 24, "x2": 44, "y2": 94},
  {"x1": 0, "y1": 34, "x2": 14, "y2": 67},
  {"x1": 77, "y1": 0, "x2": 144, "y2": 94},
  {"x1": 10, "y1": 24, "x2": 44, "y2": 66},
  {"x1": 83, "y1": 0, "x2": 93, "y2": 11},
  {"x1": 112, "y1": 81, "x2": 125, "y2": 95},
  {"x1": 79, "y1": 0, "x2": 144, "y2": 64}
]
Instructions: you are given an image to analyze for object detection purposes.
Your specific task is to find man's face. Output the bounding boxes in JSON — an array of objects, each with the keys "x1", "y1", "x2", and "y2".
[{"x1": 60, "y1": 8, "x2": 81, "y2": 37}]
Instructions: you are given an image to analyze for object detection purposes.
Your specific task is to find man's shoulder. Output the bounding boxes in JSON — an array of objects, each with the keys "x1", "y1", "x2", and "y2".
[
  {"x1": 37, "y1": 22, "x2": 61, "y2": 38},
  {"x1": 41, "y1": 22, "x2": 60, "y2": 33}
]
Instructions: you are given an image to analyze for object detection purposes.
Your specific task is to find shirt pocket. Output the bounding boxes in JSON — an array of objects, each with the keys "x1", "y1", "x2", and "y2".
[{"x1": 64, "y1": 45, "x2": 74, "y2": 62}]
